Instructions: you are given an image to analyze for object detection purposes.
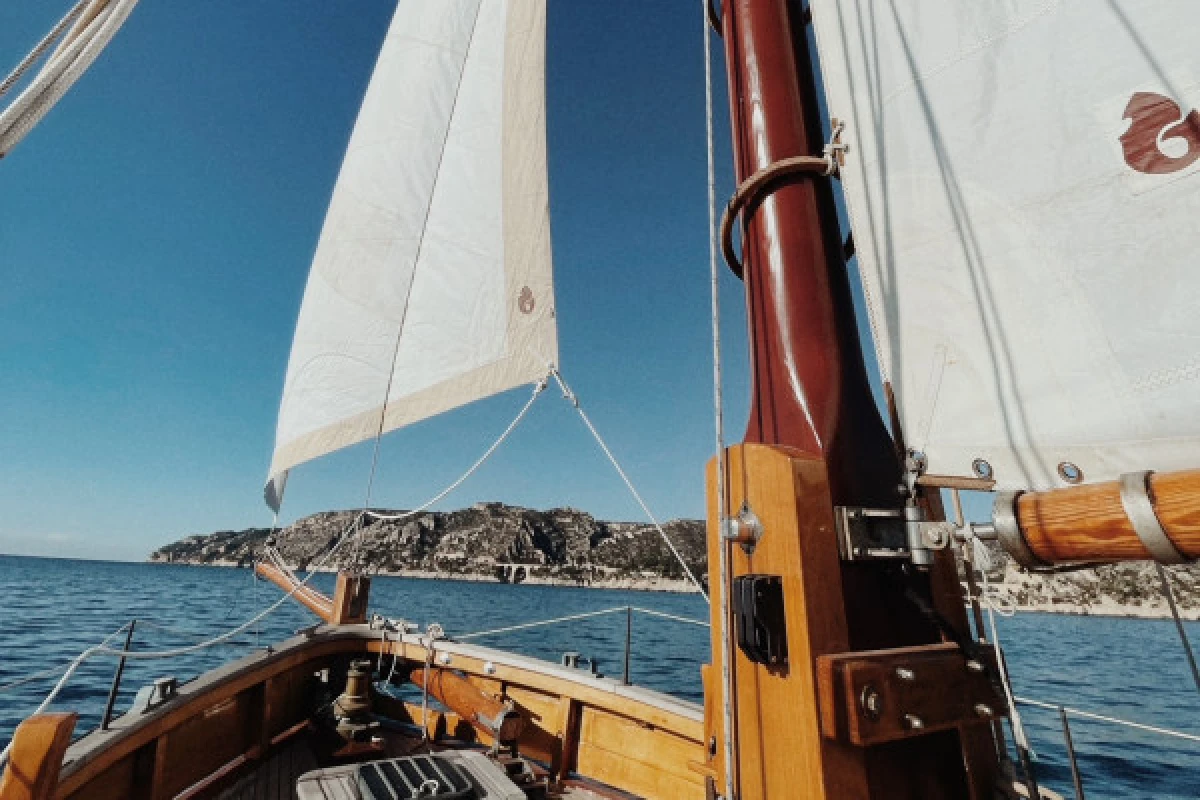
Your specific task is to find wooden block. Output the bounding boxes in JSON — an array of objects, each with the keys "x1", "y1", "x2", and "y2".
[{"x1": 817, "y1": 644, "x2": 1005, "y2": 746}]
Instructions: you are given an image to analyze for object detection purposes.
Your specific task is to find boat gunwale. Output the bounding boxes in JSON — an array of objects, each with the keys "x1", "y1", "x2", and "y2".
[{"x1": 55, "y1": 623, "x2": 703, "y2": 797}]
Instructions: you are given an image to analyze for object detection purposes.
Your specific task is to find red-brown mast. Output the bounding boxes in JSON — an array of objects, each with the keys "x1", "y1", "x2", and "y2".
[
  {"x1": 721, "y1": 0, "x2": 898, "y2": 507},
  {"x1": 703, "y1": 2, "x2": 1001, "y2": 798}
]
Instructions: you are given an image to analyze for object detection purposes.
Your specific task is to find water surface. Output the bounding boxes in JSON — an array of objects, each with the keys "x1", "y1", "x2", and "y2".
[{"x1": 1, "y1": 556, "x2": 1196, "y2": 798}]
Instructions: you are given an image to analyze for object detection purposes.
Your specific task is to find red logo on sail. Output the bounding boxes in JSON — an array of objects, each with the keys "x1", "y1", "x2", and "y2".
[{"x1": 1121, "y1": 91, "x2": 1200, "y2": 175}]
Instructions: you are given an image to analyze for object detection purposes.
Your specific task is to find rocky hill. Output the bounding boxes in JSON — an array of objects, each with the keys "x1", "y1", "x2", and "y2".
[
  {"x1": 150, "y1": 505, "x2": 1200, "y2": 613},
  {"x1": 149, "y1": 503, "x2": 708, "y2": 592}
]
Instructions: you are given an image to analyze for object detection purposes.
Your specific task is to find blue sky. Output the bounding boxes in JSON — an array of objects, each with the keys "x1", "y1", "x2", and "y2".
[{"x1": 1, "y1": 2, "x2": 989, "y2": 561}]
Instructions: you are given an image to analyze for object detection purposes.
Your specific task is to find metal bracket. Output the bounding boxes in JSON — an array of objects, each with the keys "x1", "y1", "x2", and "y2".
[
  {"x1": 993, "y1": 491, "x2": 1049, "y2": 569},
  {"x1": 835, "y1": 508, "x2": 954, "y2": 563},
  {"x1": 1119, "y1": 470, "x2": 1188, "y2": 564},
  {"x1": 723, "y1": 503, "x2": 763, "y2": 554}
]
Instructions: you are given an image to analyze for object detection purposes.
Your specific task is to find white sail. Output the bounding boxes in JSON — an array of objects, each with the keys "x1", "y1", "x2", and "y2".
[
  {"x1": 266, "y1": 0, "x2": 556, "y2": 511},
  {"x1": 811, "y1": 1, "x2": 1200, "y2": 490}
]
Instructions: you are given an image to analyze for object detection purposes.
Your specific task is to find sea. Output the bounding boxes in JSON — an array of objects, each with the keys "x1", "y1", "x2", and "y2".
[{"x1": 1, "y1": 555, "x2": 1197, "y2": 799}]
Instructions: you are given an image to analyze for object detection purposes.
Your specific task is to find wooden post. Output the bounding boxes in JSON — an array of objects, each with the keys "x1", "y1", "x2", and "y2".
[
  {"x1": 0, "y1": 713, "x2": 76, "y2": 800},
  {"x1": 331, "y1": 573, "x2": 370, "y2": 625}
]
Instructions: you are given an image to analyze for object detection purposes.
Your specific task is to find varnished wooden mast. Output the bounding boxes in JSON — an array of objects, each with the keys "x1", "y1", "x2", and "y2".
[{"x1": 704, "y1": 2, "x2": 999, "y2": 798}]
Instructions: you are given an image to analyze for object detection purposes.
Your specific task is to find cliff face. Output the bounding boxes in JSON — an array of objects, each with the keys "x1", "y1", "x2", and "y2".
[{"x1": 149, "y1": 503, "x2": 708, "y2": 590}]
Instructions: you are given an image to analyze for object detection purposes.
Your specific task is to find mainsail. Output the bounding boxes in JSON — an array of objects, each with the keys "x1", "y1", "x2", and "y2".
[
  {"x1": 810, "y1": 2, "x2": 1200, "y2": 490},
  {"x1": 266, "y1": 0, "x2": 556, "y2": 511}
]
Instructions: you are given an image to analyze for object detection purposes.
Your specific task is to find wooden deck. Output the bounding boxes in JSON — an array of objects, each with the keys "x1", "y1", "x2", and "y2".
[{"x1": 215, "y1": 738, "x2": 316, "y2": 800}]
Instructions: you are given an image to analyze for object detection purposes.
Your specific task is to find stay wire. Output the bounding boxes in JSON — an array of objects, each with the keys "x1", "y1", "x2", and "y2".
[{"x1": 550, "y1": 369, "x2": 709, "y2": 602}]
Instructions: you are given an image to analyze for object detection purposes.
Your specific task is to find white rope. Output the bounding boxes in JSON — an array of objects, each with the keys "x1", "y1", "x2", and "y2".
[
  {"x1": 457, "y1": 606, "x2": 708, "y2": 641},
  {"x1": 973, "y1": 536, "x2": 1038, "y2": 764},
  {"x1": 459, "y1": 607, "x2": 633, "y2": 641},
  {"x1": 0, "y1": 0, "x2": 89, "y2": 99},
  {"x1": 550, "y1": 369, "x2": 709, "y2": 602},
  {"x1": 0, "y1": 622, "x2": 131, "y2": 762},
  {"x1": 364, "y1": 375, "x2": 548, "y2": 522},
  {"x1": 0, "y1": 382, "x2": 551, "y2": 744},
  {"x1": 1015, "y1": 697, "x2": 1200, "y2": 744},
  {"x1": 0, "y1": 0, "x2": 140, "y2": 158},
  {"x1": 701, "y1": 1, "x2": 738, "y2": 796}
]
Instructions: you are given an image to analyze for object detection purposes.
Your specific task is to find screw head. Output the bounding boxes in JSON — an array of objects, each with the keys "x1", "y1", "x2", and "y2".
[
  {"x1": 903, "y1": 714, "x2": 924, "y2": 730},
  {"x1": 894, "y1": 666, "x2": 916, "y2": 682},
  {"x1": 859, "y1": 685, "x2": 883, "y2": 720}
]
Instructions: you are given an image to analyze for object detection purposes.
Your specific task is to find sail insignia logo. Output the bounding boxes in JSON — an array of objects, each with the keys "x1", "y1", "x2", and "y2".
[{"x1": 1121, "y1": 91, "x2": 1200, "y2": 175}]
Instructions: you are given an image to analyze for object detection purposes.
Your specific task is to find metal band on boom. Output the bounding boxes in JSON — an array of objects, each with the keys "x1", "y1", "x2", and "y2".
[
  {"x1": 994, "y1": 491, "x2": 1048, "y2": 569},
  {"x1": 1119, "y1": 471, "x2": 1188, "y2": 564}
]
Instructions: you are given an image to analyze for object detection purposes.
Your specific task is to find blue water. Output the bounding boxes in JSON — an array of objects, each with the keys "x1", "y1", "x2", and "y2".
[{"x1": 1, "y1": 556, "x2": 1197, "y2": 798}]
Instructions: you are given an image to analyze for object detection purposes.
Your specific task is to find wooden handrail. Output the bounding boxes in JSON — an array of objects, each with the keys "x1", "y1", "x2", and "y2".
[{"x1": 1001, "y1": 468, "x2": 1200, "y2": 565}]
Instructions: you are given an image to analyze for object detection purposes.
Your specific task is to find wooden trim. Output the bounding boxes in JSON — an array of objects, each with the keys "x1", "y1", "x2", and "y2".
[{"x1": 55, "y1": 627, "x2": 706, "y2": 800}]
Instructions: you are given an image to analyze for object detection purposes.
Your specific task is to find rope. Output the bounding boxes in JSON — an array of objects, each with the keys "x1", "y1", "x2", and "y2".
[
  {"x1": 0, "y1": 379, "x2": 552, "y2": 747},
  {"x1": 972, "y1": 536, "x2": 1041, "y2": 792},
  {"x1": 0, "y1": 0, "x2": 139, "y2": 158},
  {"x1": 0, "y1": 0, "x2": 90, "y2": 99},
  {"x1": 363, "y1": 376, "x2": 547, "y2": 522},
  {"x1": 1015, "y1": 697, "x2": 1200, "y2": 744},
  {"x1": 1155, "y1": 563, "x2": 1200, "y2": 695},
  {"x1": 457, "y1": 606, "x2": 708, "y2": 641},
  {"x1": 701, "y1": 0, "x2": 738, "y2": 795},
  {"x1": 550, "y1": 369, "x2": 709, "y2": 601}
]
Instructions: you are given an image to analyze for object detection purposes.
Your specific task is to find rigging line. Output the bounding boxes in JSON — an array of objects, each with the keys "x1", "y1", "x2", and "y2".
[
  {"x1": 550, "y1": 369, "x2": 710, "y2": 602},
  {"x1": 1155, "y1": 563, "x2": 1200, "y2": 695},
  {"x1": 0, "y1": 621, "x2": 130, "y2": 762},
  {"x1": 457, "y1": 606, "x2": 710, "y2": 642},
  {"x1": 0, "y1": 0, "x2": 89, "y2": 99},
  {"x1": 1014, "y1": 697, "x2": 1200, "y2": 744},
  {"x1": 701, "y1": 0, "x2": 738, "y2": 796},
  {"x1": 0, "y1": 622, "x2": 130, "y2": 696},
  {"x1": 0, "y1": 0, "x2": 139, "y2": 158},
  {"x1": 973, "y1": 537, "x2": 1041, "y2": 794},
  {"x1": 363, "y1": 376, "x2": 548, "y2": 523},
  {"x1": 359, "y1": 0, "x2": 486, "y2": 535}
]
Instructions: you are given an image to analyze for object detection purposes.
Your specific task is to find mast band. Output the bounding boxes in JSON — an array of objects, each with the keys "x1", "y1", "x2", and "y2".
[
  {"x1": 1118, "y1": 471, "x2": 1188, "y2": 564},
  {"x1": 994, "y1": 491, "x2": 1049, "y2": 569}
]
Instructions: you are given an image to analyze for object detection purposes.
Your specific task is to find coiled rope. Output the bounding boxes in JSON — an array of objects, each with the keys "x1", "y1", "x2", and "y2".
[{"x1": 0, "y1": 0, "x2": 139, "y2": 158}]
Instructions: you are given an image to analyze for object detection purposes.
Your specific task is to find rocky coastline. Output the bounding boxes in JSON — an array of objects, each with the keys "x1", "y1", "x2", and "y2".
[
  {"x1": 149, "y1": 503, "x2": 709, "y2": 593},
  {"x1": 149, "y1": 504, "x2": 1200, "y2": 615}
]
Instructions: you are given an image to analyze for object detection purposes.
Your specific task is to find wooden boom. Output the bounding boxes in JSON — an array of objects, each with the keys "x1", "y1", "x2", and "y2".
[
  {"x1": 408, "y1": 667, "x2": 526, "y2": 743},
  {"x1": 999, "y1": 468, "x2": 1200, "y2": 566},
  {"x1": 253, "y1": 562, "x2": 370, "y2": 625}
]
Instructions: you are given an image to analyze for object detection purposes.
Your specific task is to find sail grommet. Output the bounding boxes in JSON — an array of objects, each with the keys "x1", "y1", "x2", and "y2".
[
  {"x1": 993, "y1": 491, "x2": 1049, "y2": 569},
  {"x1": 971, "y1": 459, "x2": 994, "y2": 480},
  {"x1": 1118, "y1": 471, "x2": 1188, "y2": 564},
  {"x1": 1057, "y1": 462, "x2": 1084, "y2": 484}
]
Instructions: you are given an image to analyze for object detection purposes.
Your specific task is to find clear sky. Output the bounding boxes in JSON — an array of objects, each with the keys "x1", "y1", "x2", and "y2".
[{"x1": 1, "y1": 2, "x2": 988, "y2": 562}]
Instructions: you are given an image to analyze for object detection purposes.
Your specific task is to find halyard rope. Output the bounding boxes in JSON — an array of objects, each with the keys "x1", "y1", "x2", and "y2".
[
  {"x1": 0, "y1": 0, "x2": 139, "y2": 158},
  {"x1": 701, "y1": 1, "x2": 739, "y2": 796},
  {"x1": 550, "y1": 369, "x2": 709, "y2": 601}
]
